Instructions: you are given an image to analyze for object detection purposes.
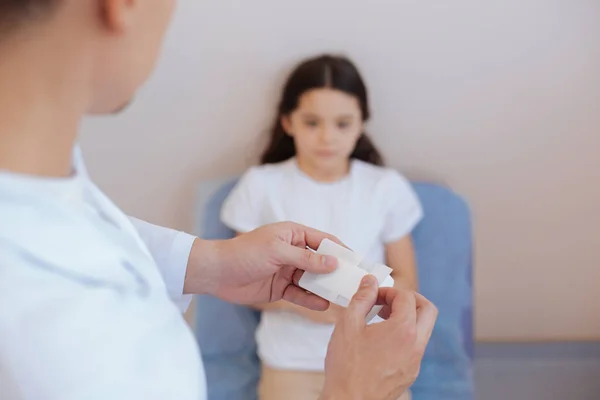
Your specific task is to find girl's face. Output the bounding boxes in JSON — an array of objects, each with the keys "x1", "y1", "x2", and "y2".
[{"x1": 282, "y1": 88, "x2": 363, "y2": 176}]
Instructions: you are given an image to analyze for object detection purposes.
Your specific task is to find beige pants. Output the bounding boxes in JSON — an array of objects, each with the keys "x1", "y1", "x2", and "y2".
[{"x1": 259, "y1": 365, "x2": 412, "y2": 400}]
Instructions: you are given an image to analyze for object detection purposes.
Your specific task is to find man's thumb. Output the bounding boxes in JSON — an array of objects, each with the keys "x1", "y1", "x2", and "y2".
[{"x1": 346, "y1": 275, "x2": 378, "y2": 328}]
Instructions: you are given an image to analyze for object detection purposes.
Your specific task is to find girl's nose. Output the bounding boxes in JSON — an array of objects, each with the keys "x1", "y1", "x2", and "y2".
[{"x1": 318, "y1": 125, "x2": 335, "y2": 143}]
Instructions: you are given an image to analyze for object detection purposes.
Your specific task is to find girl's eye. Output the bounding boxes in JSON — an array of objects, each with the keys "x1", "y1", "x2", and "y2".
[
  {"x1": 338, "y1": 121, "x2": 351, "y2": 129},
  {"x1": 304, "y1": 120, "x2": 318, "y2": 128}
]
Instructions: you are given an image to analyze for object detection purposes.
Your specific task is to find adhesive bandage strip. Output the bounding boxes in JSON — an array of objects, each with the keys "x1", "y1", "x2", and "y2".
[{"x1": 299, "y1": 239, "x2": 394, "y2": 321}]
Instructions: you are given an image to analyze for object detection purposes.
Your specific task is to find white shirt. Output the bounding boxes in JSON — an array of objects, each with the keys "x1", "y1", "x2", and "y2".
[
  {"x1": 221, "y1": 158, "x2": 423, "y2": 371},
  {"x1": 0, "y1": 148, "x2": 205, "y2": 399}
]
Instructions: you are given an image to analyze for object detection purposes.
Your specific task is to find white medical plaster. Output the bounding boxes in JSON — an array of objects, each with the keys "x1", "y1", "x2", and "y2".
[{"x1": 299, "y1": 239, "x2": 394, "y2": 322}]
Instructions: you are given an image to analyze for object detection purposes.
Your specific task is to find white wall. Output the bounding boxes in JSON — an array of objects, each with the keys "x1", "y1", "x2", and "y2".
[{"x1": 80, "y1": 0, "x2": 600, "y2": 341}]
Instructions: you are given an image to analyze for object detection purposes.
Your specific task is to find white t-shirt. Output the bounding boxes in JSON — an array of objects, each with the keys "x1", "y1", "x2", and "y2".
[
  {"x1": 0, "y1": 150, "x2": 205, "y2": 399},
  {"x1": 221, "y1": 158, "x2": 423, "y2": 371}
]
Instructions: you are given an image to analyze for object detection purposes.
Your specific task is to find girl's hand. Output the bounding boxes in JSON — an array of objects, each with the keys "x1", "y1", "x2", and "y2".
[
  {"x1": 293, "y1": 303, "x2": 344, "y2": 325},
  {"x1": 252, "y1": 300, "x2": 343, "y2": 325}
]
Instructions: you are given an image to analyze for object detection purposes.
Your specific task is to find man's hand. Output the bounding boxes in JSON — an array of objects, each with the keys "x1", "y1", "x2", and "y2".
[
  {"x1": 184, "y1": 222, "x2": 341, "y2": 311},
  {"x1": 321, "y1": 276, "x2": 438, "y2": 400}
]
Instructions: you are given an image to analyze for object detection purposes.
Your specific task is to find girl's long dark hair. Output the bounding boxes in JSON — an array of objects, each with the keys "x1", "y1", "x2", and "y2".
[{"x1": 260, "y1": 54, "x2": 384, "y2": 166}]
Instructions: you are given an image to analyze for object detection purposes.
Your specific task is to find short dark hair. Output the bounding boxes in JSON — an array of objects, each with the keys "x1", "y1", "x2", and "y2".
[
  {"x1": 260, "y1": 54, "x2": 384, "y2": 166},
  {"x1": 0, "y1": 0, "x2": 60, "y2": 34}
]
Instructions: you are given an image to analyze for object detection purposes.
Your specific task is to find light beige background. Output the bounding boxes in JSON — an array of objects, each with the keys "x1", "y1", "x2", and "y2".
[{"x1": 80, "y1": 0, "x2": 600, "y2": 341}]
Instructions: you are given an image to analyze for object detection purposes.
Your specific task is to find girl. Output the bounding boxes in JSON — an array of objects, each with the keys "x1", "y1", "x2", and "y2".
[{"x1": 221, "y1": 54, "x2": 423, "y2": 400}]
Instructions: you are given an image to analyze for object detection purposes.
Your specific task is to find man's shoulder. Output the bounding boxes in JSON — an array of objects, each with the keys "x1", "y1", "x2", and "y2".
[
  {"x1": 0, "y1": 195, "x2": 143, "y2": 295},
  {"x1": 0, "y1": 236, "x2": 203, "y2": 400}
]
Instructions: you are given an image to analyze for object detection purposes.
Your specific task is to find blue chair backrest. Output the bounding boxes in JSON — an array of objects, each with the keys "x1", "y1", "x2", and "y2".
[{"x1": 193, "y1": 178, "x2": 474, "y2": 400}]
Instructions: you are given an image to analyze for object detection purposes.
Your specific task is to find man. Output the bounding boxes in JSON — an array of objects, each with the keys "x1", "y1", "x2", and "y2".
[{"x1": 0, "y1": 1, "x2": 438, "y2": 399}]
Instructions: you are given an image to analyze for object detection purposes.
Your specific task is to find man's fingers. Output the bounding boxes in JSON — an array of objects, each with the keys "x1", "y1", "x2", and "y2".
[
  {"x1": 289, "y1": 223, "x2": 347, "y2": 251},
  {"x1": 375, "y1": 289, "x2": 437, "y2": 349},
  {"x1": 375, "y1": 288, "x2": 417, "y2": 323},
  {"x1": 414, "y1": 292, "x2": 438, "y2": 348},
  {"x1": 282, "y1": 284, "x2": 331, "y2": 311},
  {"x1": 374, "y1": 287, "x2": 398, "y2": 320},
  {"x1": 279, "y1": 245, "x2": 337, "y2": 274},
  {"x1": 291, "y1": 268, "x2": 306, "y2": 287},
  {"x1": 344, "y1": 275, "x2": 379, "y2": 330}
]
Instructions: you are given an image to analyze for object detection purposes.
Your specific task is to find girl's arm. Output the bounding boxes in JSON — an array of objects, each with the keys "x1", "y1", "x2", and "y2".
[{"x1": 385, "y1": 235, "x2": 419, "y2": 292}]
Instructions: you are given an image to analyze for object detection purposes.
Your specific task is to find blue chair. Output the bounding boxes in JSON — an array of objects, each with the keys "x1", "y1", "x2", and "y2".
[{"x1": 193, "y1": 178, "x2": 474, "y2": 400}]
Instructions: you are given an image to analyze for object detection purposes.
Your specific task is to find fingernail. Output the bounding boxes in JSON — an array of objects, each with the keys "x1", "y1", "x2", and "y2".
[
  {"x1": 361, "y1": 275, "x2": 375, "y2": 288},
  {"x1": 322, "y1": 256, "x2": 337, "y2": 268}
]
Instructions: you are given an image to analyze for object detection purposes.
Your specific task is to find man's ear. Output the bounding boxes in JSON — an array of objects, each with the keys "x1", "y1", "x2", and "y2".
[
  {"x1": 100, "y1": 0, "x2": 136, "y2": 33},
  {"x1": 281, "y1": 115, "x2": 293, "y2": 136}
]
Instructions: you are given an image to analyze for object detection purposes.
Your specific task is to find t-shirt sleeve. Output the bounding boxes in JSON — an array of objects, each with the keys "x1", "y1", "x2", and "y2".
[
  {"x1": 220, "y1": 168, "x2": 266, "y2": 233},
  {"x1": 380, "y1": 170, "x2": 424, "y2": 244}
]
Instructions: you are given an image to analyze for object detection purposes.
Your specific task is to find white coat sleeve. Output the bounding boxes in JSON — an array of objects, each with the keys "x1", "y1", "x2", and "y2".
[
  {"x1": 128, "y1": 217, "x2": 195, "y2": 313},
  {"x1": 0, "y1": 244, "x2": 203, "y2": 400}
]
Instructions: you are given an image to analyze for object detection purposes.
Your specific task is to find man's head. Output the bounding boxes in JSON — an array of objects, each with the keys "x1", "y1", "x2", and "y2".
[
  {"x1": 0, "y1": 1, "x2": 60, "y2": 33},
  {"x1": 0, "y1": 0, "x2": 176, "y2": 114}
]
